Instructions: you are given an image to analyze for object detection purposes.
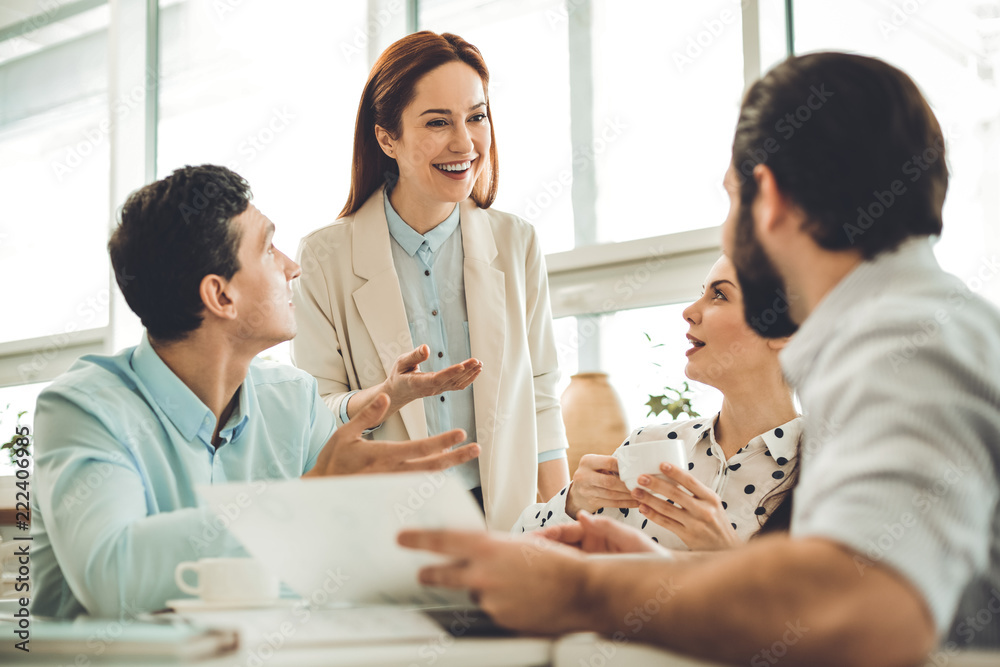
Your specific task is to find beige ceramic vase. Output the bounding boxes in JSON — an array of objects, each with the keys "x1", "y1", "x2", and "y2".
[{"x1": 560, "y1": 372, "x2": 629, "y2": 477}]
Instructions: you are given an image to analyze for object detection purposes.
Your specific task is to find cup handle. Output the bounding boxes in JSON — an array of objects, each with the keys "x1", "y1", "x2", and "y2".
[{"x1": 174, "y1": 561, "x2": 202, "y2": 596}]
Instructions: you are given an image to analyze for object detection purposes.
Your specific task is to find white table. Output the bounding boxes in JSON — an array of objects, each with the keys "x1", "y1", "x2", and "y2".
[{"x1": 2, "y1": 602, "x2": 998, "y2": 667}]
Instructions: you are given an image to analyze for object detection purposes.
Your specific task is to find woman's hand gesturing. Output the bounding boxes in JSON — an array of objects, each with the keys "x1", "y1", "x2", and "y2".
[{"x1": 382, "y1": 345, "x2": 482, "y2": 412}]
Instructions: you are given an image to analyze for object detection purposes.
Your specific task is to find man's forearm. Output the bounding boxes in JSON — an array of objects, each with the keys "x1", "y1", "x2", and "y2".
[{"x1": 580, "y1": 536, "x2": 936, "y2": 667}]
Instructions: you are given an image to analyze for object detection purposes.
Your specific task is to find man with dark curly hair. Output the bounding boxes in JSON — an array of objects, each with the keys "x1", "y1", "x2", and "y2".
[{"x1": 30, "y1": 164, "x2": 480, "y2": 618}]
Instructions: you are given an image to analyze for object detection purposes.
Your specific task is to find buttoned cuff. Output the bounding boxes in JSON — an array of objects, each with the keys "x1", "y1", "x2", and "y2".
[
  {"x1": 537, "y1": 448, "x2": 568, "y2": 464},
  {"x1": 339, "y1": 390, "x2": 382, "y2": 436},
  {"x1": 339, "y1": 391, "x2": 357, "y2": 424}
]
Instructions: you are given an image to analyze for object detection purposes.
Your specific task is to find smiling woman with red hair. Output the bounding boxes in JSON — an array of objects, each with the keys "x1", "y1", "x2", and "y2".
[{"x1": 292, "y1": 31, "x2": 570, "y2": 530}]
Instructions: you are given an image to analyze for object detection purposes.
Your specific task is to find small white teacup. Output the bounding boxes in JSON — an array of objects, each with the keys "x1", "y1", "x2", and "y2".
[
  {"x1": 174, "y1": 557, "x2": 279, "y2": 604},
  {"x1": 614, "y1": 440, "x2": 688, "y2": 494}
]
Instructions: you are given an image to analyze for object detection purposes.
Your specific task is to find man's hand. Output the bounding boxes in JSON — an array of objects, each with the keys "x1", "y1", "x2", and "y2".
[
  {"x1": 382, "y1": 345, "x2": 482, "y2": 413},
  {"x1": 565, "y1": 454, "x2": 638, "y2": 517},
  {"x1": 305, "y1": 393, "x2": 480, "y2": 477},
  {"x1": 397, "y1": 529, "x2": 596, "y2": 635},
  {"x1": 538, "y1": 511, "x2": 670, "y2": 556},
  {"x1": 631, "y1": 463, "x2": 741, "y2": 551}
]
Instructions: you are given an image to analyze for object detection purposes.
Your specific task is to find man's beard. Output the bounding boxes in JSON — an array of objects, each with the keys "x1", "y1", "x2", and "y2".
[{"x1": 731, "y1": 204, "x2": 799, "y2": 339}]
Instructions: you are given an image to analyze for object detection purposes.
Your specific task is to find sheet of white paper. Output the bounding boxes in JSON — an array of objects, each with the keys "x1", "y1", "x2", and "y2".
[
  {"x1": 197, "y1": 472, "x2": 486, "y2": 607},
  {"x1": 162, "y1": 606, "x2": 445, "y2": 646}
]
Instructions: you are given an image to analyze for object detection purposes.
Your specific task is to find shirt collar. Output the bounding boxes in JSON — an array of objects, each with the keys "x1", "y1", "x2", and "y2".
[
  {"x1": 384, "y1": 189, "x2": 460, "y2": 257},
  {"x1": 780, "y1": 236, "x2": 939, "y2": 390},
  {"x1": 755, "y1": 416, "x2": 803, "y2": 463},
  {"x1": 700, "y1": 414, "x2": 802, "y2": 462},
  {"x1": 130, "y1": 334, "x2": 251, "y2": 446}
]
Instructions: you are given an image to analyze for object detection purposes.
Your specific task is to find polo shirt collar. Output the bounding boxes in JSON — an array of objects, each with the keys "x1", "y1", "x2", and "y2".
[
  {"x1": 781, "y1": 236, "x2": 939, "y2": 390},
  {"x1": 384, "y1": 189, "x2": 460, "y2": 257},
  {"x1": 130, "y1": 334, "x2": 250, "y2": 444}
]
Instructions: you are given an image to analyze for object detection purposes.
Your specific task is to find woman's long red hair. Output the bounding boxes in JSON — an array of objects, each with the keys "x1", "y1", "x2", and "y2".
[{"x1": 340, "y1": 31, "x2": 499, "y2": 218}]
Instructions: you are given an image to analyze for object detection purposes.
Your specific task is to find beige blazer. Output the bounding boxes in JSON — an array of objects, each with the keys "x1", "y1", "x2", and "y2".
[{"x1": 291, "y1": 186, "x2": 568, "y2": 529}]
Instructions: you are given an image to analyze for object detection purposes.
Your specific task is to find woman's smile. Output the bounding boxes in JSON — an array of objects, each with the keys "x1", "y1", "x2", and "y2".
[{"x1": 433, "y1": 157, "x2": 477, "y2": 180}]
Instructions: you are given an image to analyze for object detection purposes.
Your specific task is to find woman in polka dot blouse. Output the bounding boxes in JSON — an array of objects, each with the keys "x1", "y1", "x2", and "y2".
[{"x1": 513, "y1": 255, "x2": 803, "y2": 551}]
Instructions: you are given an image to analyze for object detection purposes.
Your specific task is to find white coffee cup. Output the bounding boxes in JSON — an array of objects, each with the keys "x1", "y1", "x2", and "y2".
[
  {"x1": 614, "y1": 440, "x2": 688, "y2": 493},
  {"x1": 174, "y1": 557, "x2": 279, "y2": 603}
]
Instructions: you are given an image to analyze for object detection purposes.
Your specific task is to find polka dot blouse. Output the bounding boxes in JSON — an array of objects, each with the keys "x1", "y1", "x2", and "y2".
[{"x1": 512, "y1": 415, "x2": 804, "y2": 550}]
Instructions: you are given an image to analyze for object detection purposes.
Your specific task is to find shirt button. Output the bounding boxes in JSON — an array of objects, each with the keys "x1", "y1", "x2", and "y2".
[
  {"x1": 440, "y1": 396, "x2": 446, "y2": 402},
  {"x1": 425, "y1": 270, "x2": 430, "y2": 276},
  {"x1": 431, "y1": 310, "x2": 438, "y2": 316},
  {"x1": 438, "y1": 351, "x2": 444, "y2": 358}
]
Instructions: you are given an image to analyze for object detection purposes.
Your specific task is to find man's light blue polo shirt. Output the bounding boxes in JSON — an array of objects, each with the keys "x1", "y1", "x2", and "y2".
[{"x1": 30, "y1": 335, "x2": 336, "y2": 618}]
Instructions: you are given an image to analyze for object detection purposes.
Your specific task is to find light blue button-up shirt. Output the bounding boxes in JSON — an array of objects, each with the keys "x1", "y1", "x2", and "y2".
[
  {"x1": 384, "y1": 191, "x2": 481, "y2": 490},
  {"x1": 337, "y1": 191, "x2": 566, "y2": 490},
  {"x1": 30, "y1": 335, "x2": 336, "y2": 618}
]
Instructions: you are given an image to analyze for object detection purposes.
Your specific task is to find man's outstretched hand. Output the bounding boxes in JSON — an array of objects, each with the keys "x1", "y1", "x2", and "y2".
[{"x1": 305, "y1": 393, "x2": 480, "y2": 476}]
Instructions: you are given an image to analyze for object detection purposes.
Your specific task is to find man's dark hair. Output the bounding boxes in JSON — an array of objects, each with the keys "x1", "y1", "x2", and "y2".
[
  {"x1": 108, "y1": 165, "x2": 252, "y2": 342},
  {"x1": 732, "y1": 52, "x2": 947, "y2": 259}
]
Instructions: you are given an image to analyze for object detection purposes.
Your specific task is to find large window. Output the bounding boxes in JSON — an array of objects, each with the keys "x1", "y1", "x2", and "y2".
[
  {"x1": 0, "y1": 5, "x2": 111, "y2": 346},
  {"x1": 590, "y1": 0, "x2": 745, "y2": 244},
  {"x1": 158, "y1": 0, "x2": 369, "y2": 270},
  {"x1": 3, "y1": 0, "x2": 997, "y2": 453},
  {"x1": 0, "y1": 2, "x2": 111, "y2": 425},
  {"x1": 794, "y1": 0, "x2": 1000, "y2": 308},
  {"x1": 420, "y1": 0, "x2": 575, "y2": 253},
  {"x1": 157, "y1": 0, "x2": 372, "y2": 362}
]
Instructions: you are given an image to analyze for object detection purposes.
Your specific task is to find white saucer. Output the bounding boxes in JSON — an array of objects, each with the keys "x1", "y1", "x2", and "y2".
[{"x1": 166, "y1": 598, "x2": 296, "y2": 612}]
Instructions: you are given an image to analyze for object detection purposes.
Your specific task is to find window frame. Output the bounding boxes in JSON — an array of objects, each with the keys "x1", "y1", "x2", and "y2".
[
  {"x1": 0, "y1": 0, "x2": 153, "y2": 388},
  {"x1": 0, "y1": 0, "x2": 787, "y2": 388}
]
